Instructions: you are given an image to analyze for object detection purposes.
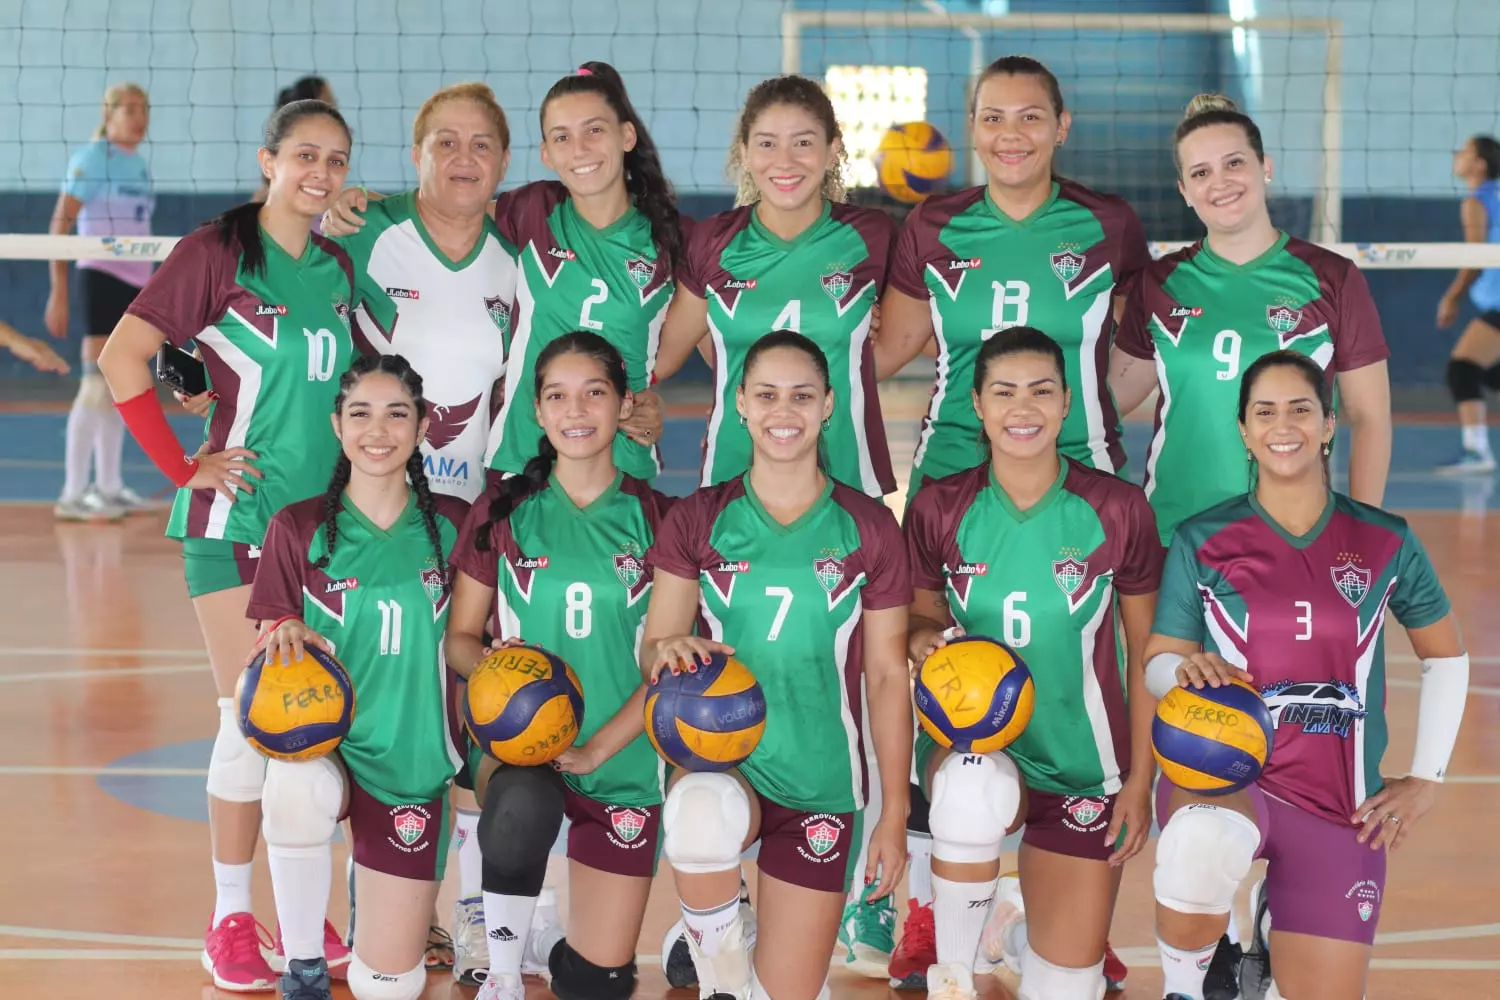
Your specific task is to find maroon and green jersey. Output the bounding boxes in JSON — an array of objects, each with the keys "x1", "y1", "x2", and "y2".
[
  {"x1": 681, "y1": 201, "x2": 897, "y2": 496},
  {"x1": 486, "y1": 182, "x2": 673, "y2": 481},
  {"x1": 889, "y1": 181, "x2": 1148, "y2": 482},
  {"x1": 904, "y1": 460, "x2": 1164, "y2": 795},
  {"x1": 1115, "y1": 234, "x2": 1390, "y2": 542},
  {"x1": 247, "y1": 492, "x2": 471, "y2": 805},
  {"x1": 451, "y1": 474, "x2": 673, "y2": 807},
  {"x1": 1153, "y1": 492, "x2": 1450, "y2": 826},
  {"x1": 648, "y1": 476, "x2": 912, "y2": 813},
  {"x1": 126, "y1": 225, "x2": 358, "y2": 545}
]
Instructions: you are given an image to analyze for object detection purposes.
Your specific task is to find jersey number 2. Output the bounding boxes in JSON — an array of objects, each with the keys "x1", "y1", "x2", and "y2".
[{"x1": 579, "y1": 279, "x2": 609, "y2": 331}]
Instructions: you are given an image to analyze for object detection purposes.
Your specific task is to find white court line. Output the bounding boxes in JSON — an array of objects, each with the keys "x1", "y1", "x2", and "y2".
[
  {"x1": 0, "y1": 925, "x2": 201, "y2": 948},
  {"x1": 0, "y1": 948, "x2": 203, "y2": 961},
  {"x1": 0, "y1": 765, "x2": 207, "y2": 777},
  {"x1": 0, "y1": 663, "x2": 205, "y2": 684}
]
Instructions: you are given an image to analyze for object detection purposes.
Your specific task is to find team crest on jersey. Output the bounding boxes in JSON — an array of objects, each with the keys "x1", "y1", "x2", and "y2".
[
  {"x1": 420, "y1": 563, "x2": 446, "y2": 606},
  {"x1": 1266, "y1": 303, "x2": 1302, "y2": 334},
  {"x1": 391, "y1": 807, "x2": 428, "y2": 848},
  {"x1": 614, "y1": 539, "x2": 651, "y2": 605},
  {"x1": 483, "y1": 296, "x2": 511, "y2": 336},
  {"x1": 799, "y1": 814, "x2": 845, "y2": 860},
  {"x1": 1330, "y1": 556, "x2": 1371, "y2": 608},
  {"x1": 607, "y1": 807, "x2": 647, "y2": 845},
  {"x1": 820, "y1": 269, "x2": 853, "y2": 302},
  {"x1": 1050, "y1": 250, "x2": 1085, "y2": 283},
  {"x1": 624, "y1": 256, "x2": 654, "y2": 290},
  {"x1": 1052, "y1": 556, "x2": 1088, "y2": 597},
  {"x1": 813, "y1": 555, "x2": 845, "y2": 594},
  {"x1": 332, "y1": 297, "x2": 351, "y2": 332}
]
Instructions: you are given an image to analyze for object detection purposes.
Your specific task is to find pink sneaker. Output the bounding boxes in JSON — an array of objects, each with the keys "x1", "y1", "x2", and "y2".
[
  {"x1": 274, "y1": 921, "x2": 352, "y2": 978},
  {"x1": 202, "y1": 912, "x2": 277, "y2": 992}
]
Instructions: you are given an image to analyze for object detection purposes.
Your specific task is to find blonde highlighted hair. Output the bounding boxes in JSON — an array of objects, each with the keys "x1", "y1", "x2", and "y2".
[
  {"x1": 727, "y1": 75, "x2": 847, "y2": 207},
  {"x1": 1173, "y1": 92, "x2": 1264, "y2": 173},
  {"x1": 94, "y1": 81, "x2": 148, "y2": 140},
  {"x1": 412, "y1": 81, "x2": 510, "y2": 151}
]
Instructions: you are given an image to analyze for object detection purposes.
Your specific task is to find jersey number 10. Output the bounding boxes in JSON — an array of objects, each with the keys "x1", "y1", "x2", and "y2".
[{"x1": 304, "y1": 328, "x2": 339, "y2": 382}]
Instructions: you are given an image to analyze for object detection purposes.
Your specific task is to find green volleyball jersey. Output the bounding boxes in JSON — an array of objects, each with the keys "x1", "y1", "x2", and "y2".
[
  {"x1": 452, "y1": 474, "x2": 673, "y2": 807},
  {"x1": 681, "y1": 202, "x2": 897, "y2": 496},
  {"x1": 247, "y1": 491, "x2": 471, "y2": 805},
  {"x1": 1116, "y1": 234, "x2": 1390, "y2": 543},
  {"x1": 1153, "y1": 492, "x2": 1449, "y2": 826},
  {"x1": 126, "y1": 225, "x2": 358, "y2": 544},
  {"x1": 649, "y1": 476, "x2": 912, "y2": 812},
  {"x1": 905, "y1": 460, "x2": 1163, "y2": 795},
  {"x1": 890, "y1": 181, "x2": 1148, "y2": 482},
  {"x1": 338, "y1": 190, "x2": 519, "y2": 501},
  {"x1": 487, "y1": 182, "x2": 672, "y2": 480}
]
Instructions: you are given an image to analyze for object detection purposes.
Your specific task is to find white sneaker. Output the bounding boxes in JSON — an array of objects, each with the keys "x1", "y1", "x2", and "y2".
[
  {"x1": 1435, "y1": 448, "x2": 1497, "y2": 475},
  {"x1": 685, "y1": 904, "x2": 755, "y2": 1000},
  {"x1": 523, "y1": 887, "x2": 562, "y2": 978},
  {"x1": 978, "y1": 872, "x2": 1025, "y2": 973},
  {"x1": 475, "y1": 973, "x2": 524, "y2": 1000},
  {"x1": 452, "y1": 895, "x2": 488, "y2": 986},
  {"x1": 925, "y1": 962, "x2": 978, "y2": 1000},
  {"x1": 94, "y1": 485, "x2": 163, "y2": 514},
  {"x1": 54, "y1": 490, "x2": 125, "y2": 522}
]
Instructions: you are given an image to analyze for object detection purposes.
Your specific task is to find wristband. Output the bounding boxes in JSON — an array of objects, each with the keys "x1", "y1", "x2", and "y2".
[
  {"x1": 1410, "y1": 653, "x2": 1469, "y2": 782},
  {"x1": 116, "y1": 387, "x2": 196, "y2": 487},
  {"x1": 254, "y1": 615, "x2": 301, "y2": 644},
  {"x1": 1145, "y1": 652, "x2": 1185, "y2": 700}
]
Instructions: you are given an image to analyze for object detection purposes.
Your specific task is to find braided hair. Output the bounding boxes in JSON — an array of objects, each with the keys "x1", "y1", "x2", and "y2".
[
  {"x1": 315, "y1": 354, "x2": 448, "y2": 591},
  {"x1": 476, "y1": 331, "x2": 629, "y2": 551}
]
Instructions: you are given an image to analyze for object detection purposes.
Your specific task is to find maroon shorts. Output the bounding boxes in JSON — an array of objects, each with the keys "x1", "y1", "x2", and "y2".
[
  {"x1": 342, "y1": 775, "x2": 451, "y2": 882},
  {"x1": 563, "y1": 787, "x2": 660, "y2": 878},
  {"x1": 1020, "y1": 789, "x2": 1122, "y2": 861},
  {"x1": 753, "y1": 793, "x2": 862, "y2": 895},
  {"x1": 1156, "y1": 777, "x2": 1386, "y2": 944}
]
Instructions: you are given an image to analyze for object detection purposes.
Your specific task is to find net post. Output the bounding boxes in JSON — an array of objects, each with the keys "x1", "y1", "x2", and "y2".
[
  {"x1": 781, "y1": 8, "x2": 802, "y2": 76},
  {"x1": 1314, "y1": 25, "x2": 1344, "y2": 243}
]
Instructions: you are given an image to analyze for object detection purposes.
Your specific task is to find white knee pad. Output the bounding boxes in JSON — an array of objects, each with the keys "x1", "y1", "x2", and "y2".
[
  {"x1": 1018, "y1": 947, "x2": 1105, "y2": 1000},
  {"x1": 347, "y1": 955, "x2": 425, "y2": 1000},
  {"x1": 261, "y1": 756, "x2": 343, "y2": 850},
  {"x1": 1153, "y1": 803, "x2": 1260, "y2": 916},
  {"x1": 928, "y1": 752, "x2": 1021, "y2": 864},
  {"x1": 206, "y1": 697, "x2": 268, "y2": 803},
  {"x1": 662, "y1": 772, "x2": 751, "y2": 874}
]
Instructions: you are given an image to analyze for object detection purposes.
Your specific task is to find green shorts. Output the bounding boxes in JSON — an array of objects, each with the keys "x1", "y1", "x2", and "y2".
[{"x1": 181, "y1": 537, "x2": 261, "y2": 598}]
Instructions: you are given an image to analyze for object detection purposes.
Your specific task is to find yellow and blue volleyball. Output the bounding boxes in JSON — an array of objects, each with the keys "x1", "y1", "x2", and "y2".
[
  {"x1": 465, "y1": 644, "x2": 584, "y2": 766},
  {"x1": 1152, "y1": 680, "x2": 1274, "y2": 795},
  {"x1": 875, "y1": 121, "x2": 954, "y2": 203},
  {"x1": 914, "y1": 636, "x2": 1034, "y2": 754},
  {"x1": 236, "y1": 645, "x2": 355, "y2": 762},
  {"x1": 645, "y1": 652, "x2": 767, "y2": 772}
]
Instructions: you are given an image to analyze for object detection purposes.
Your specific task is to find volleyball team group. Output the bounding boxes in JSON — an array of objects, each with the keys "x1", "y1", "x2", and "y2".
[{"x1": 47, "y1": 54, "x2": 1474, "y2": 1000}]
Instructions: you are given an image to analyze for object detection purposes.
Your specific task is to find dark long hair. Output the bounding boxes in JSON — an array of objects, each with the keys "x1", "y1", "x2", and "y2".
[
  {"x1": 215, "y1": 99, "x2": 351, "y2": 276},
  {"x1": 276, "y1": 76, "x2": 330, "y2": 109},
  {"x1": 971, "y1": 326, "x2": 1068, "y2": 451},
  {"x1": 315, "y1": 354, "x2": 448, "y2": 590},
  {"x1": 1237, "y1": 349, "x2": 1334, "y2": 489},
  {"x1": 540, "y1": 62, "x2": 684, "y2": 274},
  {"x1": 1471, "y1": 135, "x2": 1500, "y2": 180},
  {"x1": 476, "y1": 332, "x2": 629, "y2": 551}
]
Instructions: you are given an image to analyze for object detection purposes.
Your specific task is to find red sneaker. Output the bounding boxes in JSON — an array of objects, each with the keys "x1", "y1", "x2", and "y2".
[
  {"x1": 202, "y1": 912, "x2": 277, "y2": 993},
  {"x1": 1103, "y1": 941, "x2": 1127, "y2": 992},
  {"x1": 887, "y1": 900, "x2": 936, "y2": 991},
  {"x1": 275, "y1": 921, "x2": 352, "y2": 979}
]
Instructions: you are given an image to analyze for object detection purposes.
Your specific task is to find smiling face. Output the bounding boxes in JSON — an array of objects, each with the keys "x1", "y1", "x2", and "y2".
[
  {"x1": 737, "y1": 344, "x2": 834, "y2": 467},
  {"x1": 1240, "y1": 362, "x2": 1334, "y2": 484},
  {"x1": 535, "y1": 349, "x2": 631, "y2": 463},
  {"x1": 972, "y1": 348, "x2": 1068, "y2": 463},
  {"x1": 332, "y1": 372, "x2": 426, "y2": 479},
  {"x1": 413, "y1": 97, "x2": 508, "y2": 217},
  {"x1": 259, "y1": 114, "x2": 351, "y2": 219},
  {"x1": 540, "y1": 91, "x2": 636, "y2": 200},
  {"x1": 1177, "y1": 122, "x2": 1271, "y2": 236},
  {"x1": 971, "y1": 72, "x2": 1069, "y2": 193},
  {"x1": 742, "y1": 101, "x2": 838, "y2": 214}
]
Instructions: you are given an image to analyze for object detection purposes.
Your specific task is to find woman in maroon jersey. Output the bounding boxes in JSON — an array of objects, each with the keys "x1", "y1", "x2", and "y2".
[{"x1": 1143, "y1": 350, "x2": 1468, "y2": 1000}]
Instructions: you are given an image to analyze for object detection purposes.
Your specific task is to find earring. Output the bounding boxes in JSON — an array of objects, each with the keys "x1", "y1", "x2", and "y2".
[
  {"x1": 1323, "y1": 441, "x2": 1331, "y2": 456},
  {"x1": 738, "y1": 414, "x2": 746, "y2": 427},
  {"x1": 1246, "y1": 449, "x2": 1253, "y2": 462},
  {"x1": 821, "y1": 417, "x2": 831, "y2": 432}
]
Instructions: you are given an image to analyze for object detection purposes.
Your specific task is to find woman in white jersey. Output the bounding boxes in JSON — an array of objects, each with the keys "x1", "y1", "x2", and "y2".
[{"x1": 46, "y1": 81, "x2": 155, "y2": 520}]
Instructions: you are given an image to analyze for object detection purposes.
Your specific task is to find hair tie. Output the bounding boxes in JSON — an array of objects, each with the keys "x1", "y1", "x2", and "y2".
[{"x1": 576, "y1": 67, "x2": 593, "y2": 76}]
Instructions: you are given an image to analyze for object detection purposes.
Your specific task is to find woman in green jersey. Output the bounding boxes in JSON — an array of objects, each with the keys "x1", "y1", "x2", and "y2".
[
  {"x1": 97, "y1": 99, "x2": 358, "y2": 992},
  {"x1": 642, "y1": 331, "x2": 914, "y2": 1000},
  {"x1": 1111, "y1": 94, "x2": 1393, "y2": 545},
  {"x1": 248, "y1": 354, "x2": 470, "y2": 1000},
  {"x1": 653, "y1": 74, "x2": 898, "y2": 500},
  {"x1": 874, "y1": 56, "x2": 1149, "y2": 487},
  {"x1": 446, "y1": 332, "x2": 674, "y2": 1000},
  {"x1": 902, "y1": 328, "x2": 1162, "y2": 1000}
]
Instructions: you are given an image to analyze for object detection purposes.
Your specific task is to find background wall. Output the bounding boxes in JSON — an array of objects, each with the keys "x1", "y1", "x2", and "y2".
[{"x1": 2, "y1": 0, "x2": 1497, "y2": 386}]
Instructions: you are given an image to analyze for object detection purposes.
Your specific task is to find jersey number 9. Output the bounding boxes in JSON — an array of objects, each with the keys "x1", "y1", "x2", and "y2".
[{"x1": 1212, "y1": 329, "x2": 1242, "y2": 381}]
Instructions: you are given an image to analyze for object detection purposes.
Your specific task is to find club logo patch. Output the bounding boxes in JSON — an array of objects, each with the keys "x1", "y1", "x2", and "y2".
[
  {"x1": 625, "y1": 256, "x2": 654, "y2": 289},
  {"x1": 813, "y1": 555, "x2": 845, "y2": 594},
  {"x1": 1062, "y1": 796, "x2": 1108, "y2": 832},
  {"x1": 804, "y1": 819, "x2": 841, "y2": 857},
  {"x1": 614, "y1": 551, "x2": 644, "y2": 589},
  {"x1": 392, "y1": 808, "x2": 427, "y2": 847},
  {"x1": 820, "y1": 270, "x2": 852, "y2": 302},
  {"x1": 1266, "y1": 304, "x2": 1302, "y2": 333},
  {"x1": 608, "y1": 806, "x2": 647, "y2": 845},
  {"x1": 484, "y1": 295, "x2": 511, "y2": 336},
  {"x1": 1050, "y1": 250, "x2": 1085, "y2": 282},
  {"x1": 1053, "y1": 557, "x2": 1087, "y2": 597},
  {"x1": 1330, "y1": 556, "x2": 1371, "y2": 608},
  {"x1": 420, "y1": 565, "x2": 446, "y2": 605}
]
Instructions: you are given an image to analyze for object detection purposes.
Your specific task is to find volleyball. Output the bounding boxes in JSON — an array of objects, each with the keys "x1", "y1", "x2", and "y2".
[
  {"x1": 465, "y1": 644, "x2": 584, "y2": 766},
  {"x1": 1152, "y1": 679, "x2": 1274, "y2": 795},
  {"x1": 875, "y1": 121, "x2": 954, "y2": 203},
  {"x1": 645, "y1": 652, "x2": 767, "y2": 772},
  {"x1": 914, "y1": 636, "x2": 1034, "y2": 754},
  {"x1": 236, "y1": 644, "x2": 355, "y2": 762}
]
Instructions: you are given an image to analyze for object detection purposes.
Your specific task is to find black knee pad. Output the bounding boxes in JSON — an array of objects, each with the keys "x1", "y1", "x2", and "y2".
[
  {"x1": 479, "y1": 763, "x2": 565, "y2": 896},
  {"x1": 549, "y1": 938, "x2": 636, "y2": 1000},
  {"x1": 1484, "y1": 362, "x2": 1500, "y2": 392},
  {"x1": 906, "y1": 780, "x2": 931, "y2": 834},
  {"x1": 1447, "y1": 358, "x2": 1486, "y2": 402},
  {"x1": 454, "y1": 758, "x2": 475, "y2": 792}
]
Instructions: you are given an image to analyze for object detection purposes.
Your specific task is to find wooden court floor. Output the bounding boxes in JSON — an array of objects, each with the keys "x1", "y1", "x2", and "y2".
[{"x1": 1, "y1": 407, "x2": 1497, "y2": 999}]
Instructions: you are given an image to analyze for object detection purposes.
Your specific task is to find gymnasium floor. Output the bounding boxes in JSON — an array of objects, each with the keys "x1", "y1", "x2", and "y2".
[{"x1": 0, "y1": 383, "x2": 1496, "y2": 1000}]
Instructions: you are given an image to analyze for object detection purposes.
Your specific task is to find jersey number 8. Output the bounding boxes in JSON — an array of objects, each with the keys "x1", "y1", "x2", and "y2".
[{"x1": 566, "y1": 582, "x2": 592, "y2": 638}]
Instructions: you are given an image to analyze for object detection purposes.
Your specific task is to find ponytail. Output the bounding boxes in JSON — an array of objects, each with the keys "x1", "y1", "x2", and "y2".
[{"x1": 476, "y1": 436, "x2": 557, "y2": 552}]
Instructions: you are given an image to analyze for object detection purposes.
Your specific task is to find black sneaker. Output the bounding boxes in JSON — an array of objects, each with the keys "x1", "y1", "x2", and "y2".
[
  {"x1": 1203, "y1": 934, "x2": 1243, "y2": 999},
  {"x1": 279, "y1": 957, "x2": 332, "y2": 1000}
]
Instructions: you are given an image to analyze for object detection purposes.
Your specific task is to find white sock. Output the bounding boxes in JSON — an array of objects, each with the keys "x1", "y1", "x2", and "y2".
[
  {"x1": 1158, "y1": 937, "x2": 1217, "y2": 999},
  {"x1": 212, "y1": 860, "x2": 254, "y2": 925},
  {"x1": 932, "y1": 872, "x2": 997, "y2": 968},
  {"x1": 267, "y1": 845, "x2": 332, "y2": 961},
  {"x1": 1226, "y1": 908, "x2": 1240, "y2": 945},
  {"x1": 1463, "y1": 423, "x2": 1491, "y2": 455},
  {"x1": 907, "y1": 833, "x2": 934, "y2": 905},
  {"x1": 453, "y1": 809, "x2": 482, "y2": 899},
  {"x1": 482, "y1": 892, "x2": 537, "y2": 977},
  {"x1": 681, "y1": 895, "x2": 740, "y2": 957},
  {"x1": 94, "y1": 406, "x2": 126, "y2": 494},
  {"x1": 62, "y1": 398, "x2": 97, "y2": 500}
]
